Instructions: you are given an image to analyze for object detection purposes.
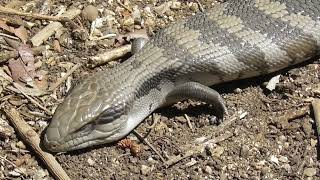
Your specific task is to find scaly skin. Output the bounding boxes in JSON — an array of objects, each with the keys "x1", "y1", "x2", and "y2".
[{"x1": 43, "y1": 0, "x2": 320, "y2": 152}]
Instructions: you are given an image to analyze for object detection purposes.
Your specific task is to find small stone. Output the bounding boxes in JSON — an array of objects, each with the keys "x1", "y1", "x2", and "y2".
[
  {"x1": 269, "y1": 155, "x2": 279, "y2": 165},
  {"x1": 81, "y1": 5, "x2": 99, "y2": 22},
  {"x1": 87, "y1": 158, "x2": 95, "y2": 166},
  {"x1": 170, "y1": 1, "x2": 181, "y2": 9},
  {"x1": 234, "y1": 88, "x2": 242, "y2": 93},
  {"x1": 204, "y1": 166, "x2": 213, "y2": 174},
  {"x1": 122, "y1": 16, "x2": 134, "y2": 26},
  {"x1": 207, "y1": 145, "x2": 224, "y2": 157},
  {"x1": 147, "y1": 157, "x2": 157, "y2": 164},
  {"x1": 303, "y1": 168, "x2": 317, "y2": 177},
  {"x1": 16, "y1": 141, "x2": 26, "y2": 150},
  {"x1": 283, "y1": 164, "x2": 291, "y2": 173},
  {"x1": 132, "y1": 6, "x2": 141, "y2": 24},
  {"x1": 240, "y1": 145, "x2": 250, "y2": 157},
  {"x1": 141, "y1": 165, "x2": 152, "y2": 175},
  {"x1": 188, "y1": 2, "x2": 199, "y2": 12},
  {"x1": 33, "y1": 169, "x2": 48, "y2": 180},
  {"x1": 185, "y1": 158, "x2": 197, "y2": 167},
  {"x1": 195, "y1": 136, "x2": 207, "y2": 143},
  {"x1": 278, "y1": 156, "x2": 288, "y2": 163},
  {"x1": 175, "y1": 116, "x2": 186, "y2": 123},
  {"x1": 311, "y1": 139, "x2": 317, "y2": 147},
  {"x1": 8, "y1": 170, "x2": 21, "y2": 177}
]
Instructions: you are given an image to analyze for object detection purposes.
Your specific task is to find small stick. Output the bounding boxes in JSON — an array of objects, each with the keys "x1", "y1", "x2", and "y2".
[
  {"x1": 88, "y1": 44, "x2": 131, "y2": 68},
  {"x1": 31, "y1": 8, "x2": 81, "y2": 46},
  {"x1": 49, "y1": 63, "x2": 81, "y2": 92},
  {"x1": 14, "y1": 83, "x2": 52, "y2": 115},
  {"x1": 90, "y1": 33, "x2": 117, "y2": 41},
  {"x1": 132, "y1": 130, "x2": 166, "y2": 163},
  {"x1": 116, "y1": 0, "x2": 132, "y2": 13},
  {"x1": 165, "y1": 145, "x2": 203, "y2": 167},
  {"x1": 195, "y1": 0, "x2": 205, "y2": 12},
  {"x1": 312, "y1": 99, "x2": 320, "y2": 146},
  {"x1": 0, "y1": 32, "x2": 20, "y2": 40},
  {"x1": 184, "y1": 114, "x2": 193, "y2": 130},
  {"x1": 165, "y1": 132, "x2": 233, "y2": 167},
  {"x1": 3, "y1": 108, "x2": 71, "y2": 180},
  {"x1": 0, "y1": 6, "x2": 70, "y2": 22}
]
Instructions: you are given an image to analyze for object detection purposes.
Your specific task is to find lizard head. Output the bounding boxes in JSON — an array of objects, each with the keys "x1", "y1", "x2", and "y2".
[{"x1": 42, "y1": 70, "x2": 138, "y2": 152}]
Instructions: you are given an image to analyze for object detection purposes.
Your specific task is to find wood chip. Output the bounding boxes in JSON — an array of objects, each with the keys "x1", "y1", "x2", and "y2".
[{"x1": 4, "y1": 108, "x2": 71, "y2": 180}]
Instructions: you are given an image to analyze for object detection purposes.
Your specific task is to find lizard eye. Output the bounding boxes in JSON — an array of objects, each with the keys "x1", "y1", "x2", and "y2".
[{"x1": 76, "y1": 123, "x2": 94, "y2": 134}]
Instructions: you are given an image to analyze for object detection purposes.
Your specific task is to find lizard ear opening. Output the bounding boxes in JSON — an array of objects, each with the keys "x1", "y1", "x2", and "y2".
[{"x1": 165, "y1": 81, "x2": 228, "y2": 119}]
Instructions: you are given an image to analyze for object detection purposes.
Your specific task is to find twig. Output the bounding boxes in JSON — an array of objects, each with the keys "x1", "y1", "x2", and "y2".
[
  {"x1": 195, "y1": 0, "x2": 204, "y2": 12},
  {"x1": 204, "y1": 131, "x2": 233, "y2": 145},
  {"x1": 132, "y1": 130, "x2": 166, "y2": 163},
  {"x1": 0, "y1": 6, "x2": 70, "y2": 22},
  {"x1": 31, "y1": 8, "x2": 81, "y2": 46},
  {"x1": 0, "y1": 32, "x2": 20, "y2": 40},
  {"x1": 13, "y1": 83, "x2": 52, "y2": 115},
  {"x1": 49, "y1": 63, "x2": 81, "y2": 92},
  {"x1": 184, "y1": 114, "x2": 193, "y2": 130},
  {"x1": 90, "y1": 33, "x2": 117, "y2": 41},
  {"x1": 165, "y1": 132, "x2": 233, "y2": 167},
  {"x1": 210, "y1": 111, "x2": 246, "y2": 136},
  {"x1": 0, "y1": 155, "x2": 27, "y2": 176},
  {"x1": 116, "y1": 0, "x2": 132, "y2": 13},
  {"x1": 88, "y1": 44, "x2": 131, "y2": 68},
  {"x1": 3, "y1": 108, "x2": 71, "y2": 180}
]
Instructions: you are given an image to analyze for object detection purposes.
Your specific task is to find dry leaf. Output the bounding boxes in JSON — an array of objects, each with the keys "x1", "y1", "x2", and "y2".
[
  {"x1": 8, "y1": 58, "x2": 32, "y2": 83},
  {"x1": 14, "y1": 26, "x2": 29, "y2": 44},
  {"x1": 18, "y1": 44, "x2": 36, "y2": 78},
  {"x1": 0, "y1": 21, "x2": 29, "y2": 43}
]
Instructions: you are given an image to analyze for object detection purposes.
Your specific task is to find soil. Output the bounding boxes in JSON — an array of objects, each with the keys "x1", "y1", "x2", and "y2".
[{"x1": 0, "y1": 0, "x2": 320, "y2": 179}]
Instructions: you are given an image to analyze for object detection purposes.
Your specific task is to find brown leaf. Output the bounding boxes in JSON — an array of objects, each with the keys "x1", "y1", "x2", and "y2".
[
  {"x1": 17, "y1": 44, "x2": 36, "y2": 78},
  {"x1": 8, "y1": 58, "x2": 32, "y2": 83},
  {"x1": 0, "y1": 21, "x2": 29, "y2": 43},
  {"x1": 0, "y1": 20, "x2": 16, "y2": 33},
  {"x1": 14, "y1": 26, "x2": 28, "y2": 44}
]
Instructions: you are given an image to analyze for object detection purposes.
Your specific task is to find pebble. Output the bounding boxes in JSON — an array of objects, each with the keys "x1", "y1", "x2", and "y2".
[
  {"x1": 278, "y1": 156, "x2": 288, "y2": 163},
  {"x1": 33, "y1": 169, "x2": 48, "y2": 180},
  {"x1": 240, "y1": 145, "x2": 250, "y2": 157},
  {"x1": 122, "y1": 16, "x2": 134, "y2": 26},
  {"x1": 87, "y1": 158, "x2": 95, "y2": 166},
  {"x1": 0, "y1": 118, "x2": 14, "y2": 139},
  {"x1": 81, "y1": 5, "x2": 99, "y2": 22},
  {"x1": 132, "y1": 6, "x2": 142, "y2": 25},
  {"x1": 269, "y1": 155, "x2": 279, "y2": 165},
  {"x1": 311, "y1": 139, "x2": 317, "y2": 147},
  {"x1": 212, "y1": 146, "x2": 225, "y2": 157},
  {"x1": 16, "y1": 141, "x2": 26, "y2": 150},
  {"x1": 141, "y1": 165, "x2": 152, "y2": 175},
  {"x1": 234, "y1": 88, "x2": 242, "y2": 93},
  {"x1": 204, "y1": 166, "x2": 213, "y2": 174},
  {"x1": 303, "y1": 168, "x2": 317, "y2": 177},
  {"x1": 185, "y1": 158, "x2": 197, "y2": 167},
  {"x1": 8, "y1": 170, "x2": 21, "y2": 177},
  {"x1": 188, "y1": 2, "x2": 199, "y2": 12},
  {"x1": 170, "y1": 1, "x2": 181, "y2": 10}
]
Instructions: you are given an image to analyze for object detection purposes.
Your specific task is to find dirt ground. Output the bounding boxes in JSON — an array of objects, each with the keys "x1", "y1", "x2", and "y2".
[{"x1": 0, "y1": 0, "x2": 320, "y2": 179}]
